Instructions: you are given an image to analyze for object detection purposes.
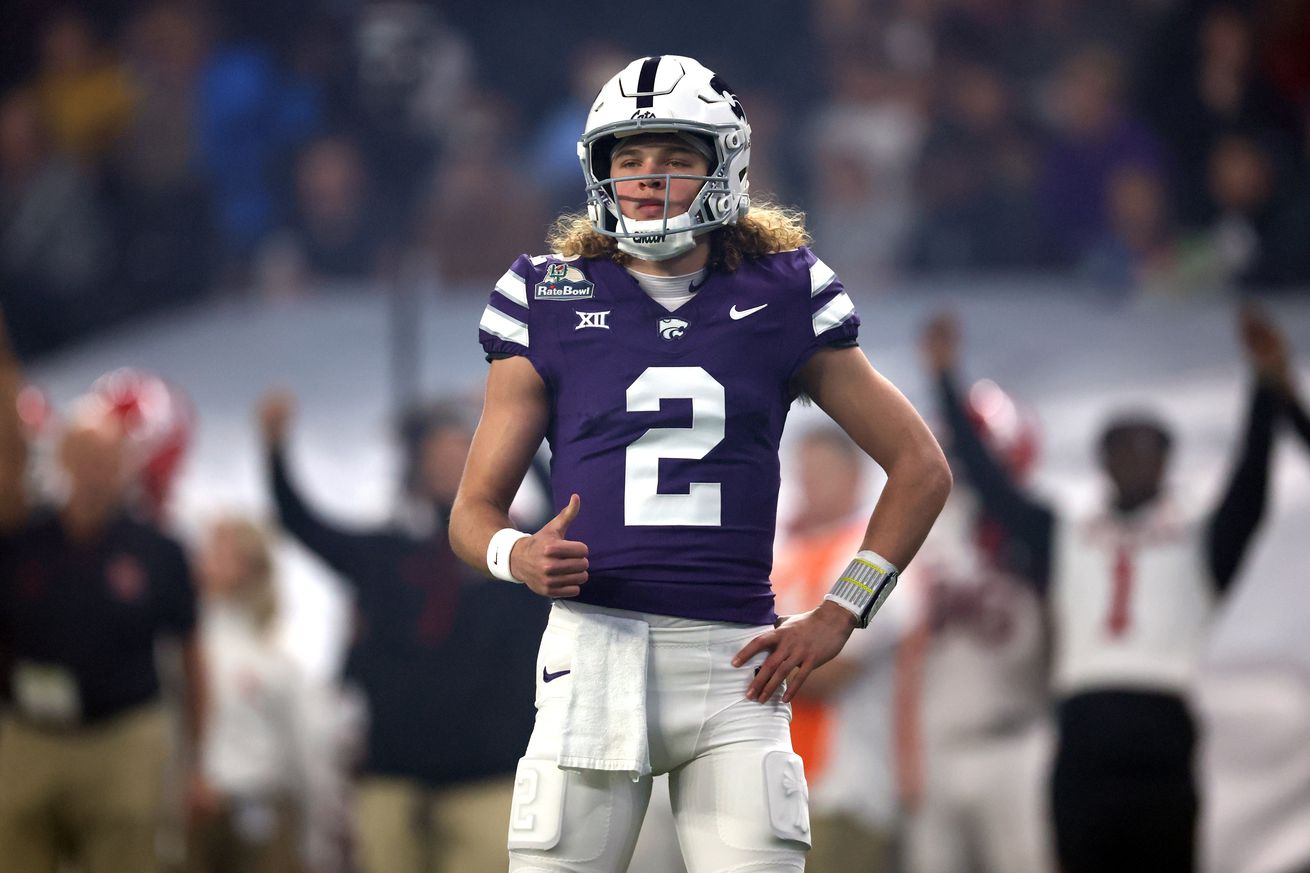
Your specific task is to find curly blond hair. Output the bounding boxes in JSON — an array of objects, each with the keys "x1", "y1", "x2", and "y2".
[{"x1": 545, "y1": 201, "x2": 811, "y2": 272}]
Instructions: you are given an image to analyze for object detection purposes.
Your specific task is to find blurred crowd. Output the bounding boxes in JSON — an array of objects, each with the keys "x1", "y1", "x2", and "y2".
[
  {"x1": 2, "y1": 0, "x2": 1309, "y2": 359},
  {"x1": 2, "y1": 3, "x2": 1310, "y2": 868}
]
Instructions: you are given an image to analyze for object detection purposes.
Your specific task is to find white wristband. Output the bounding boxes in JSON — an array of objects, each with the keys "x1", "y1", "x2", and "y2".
[{"x1": 487, "y1": 528, "x2": 531, "y2": 583}]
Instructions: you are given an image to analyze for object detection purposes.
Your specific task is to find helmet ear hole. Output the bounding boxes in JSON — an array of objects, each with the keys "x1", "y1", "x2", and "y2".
[{"x1": 725, "y1": 131, "x2": 742, "y2": 149}]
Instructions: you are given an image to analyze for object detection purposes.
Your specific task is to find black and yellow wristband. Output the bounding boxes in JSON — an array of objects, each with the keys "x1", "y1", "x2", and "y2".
[{"x1": 823, "y1": 550, "x2": 899, "y2": 628}]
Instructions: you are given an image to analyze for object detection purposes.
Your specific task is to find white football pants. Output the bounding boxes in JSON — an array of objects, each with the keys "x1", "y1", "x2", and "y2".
[{"x1": 508, "y1": 601, "x2": 810, "y2": 873}]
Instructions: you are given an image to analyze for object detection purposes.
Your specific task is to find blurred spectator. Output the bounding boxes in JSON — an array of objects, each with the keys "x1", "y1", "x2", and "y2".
[
  {"x1": 1201, "y1": 133, "x2": 1310, "y2": 289},
  {"x1": 898, "y1": 371, "x2": 1054, "y2": 873},
  {"x1": 0, "y1": 88, "x2": 109, "y2": 357},
  {"x1": 1, "y1": 0, "x2": 1307, "y2": 353},
  {"x1": 1080, "y1": 162, "x2": 1191, "y2": 296},
  {"x1": 0, "y1": 311, "x2": 211, "y2": 873},
  {"x1": 922, "y1": 309, "x2": 1285, "y2": 873},
  {"x1": 351, "y1": 1, "x2": 473, "y2": 225},
  {"x1": 1037, "y1": 45, "x2": 1165, "y2": 266},
  {"x1": 908, "y1": 59, "x2": 1042, "y2": 271},
  {"x1": 807, "y1": 52, "x2": 927, "y2": 283},
  {"x1": 109, "y1": 1, "x2": 215, "y2": 319},
  {"x1": 1256, "y1": 0, "x2": 1310, "y2": 107},
  {"x1": 1137, "y1": 3, "x2": 1304, "y2": 226},
  {"x1": 191, "y1": 515, "x2": 333, "y2": 873},
  {"x1": 196, "y1": 28, "x2": 323, "y2": 287},
  {"x1": 116, "y1": 3, "x2": 210, "y2": 190},
  {"x1": 258, "y1": 133, "x2": 395, "y2": 295},
  {"x1": 29, "y1": 7, "x2": 136, "y2": 165},
  {"x1": 1001, "y1": 0, "x2": 1163, "y2": 87},
  {"x1": 772, "y1": 427, "x2": 908, "y2": 873},
  {"x1": 526, "y1": 41, "x2": 629, "y2": 216},
  {"x1": 258, "y1": 390, "x2": 548, "y2": 873},
  {"x1": 417, "y1": 89, "x2": 547, "y2": 288}
]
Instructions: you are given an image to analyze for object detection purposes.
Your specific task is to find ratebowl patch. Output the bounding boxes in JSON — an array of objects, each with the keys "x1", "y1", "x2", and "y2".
[{"x1": 535, "y1": 263, "x2": 595, "y2": 300}]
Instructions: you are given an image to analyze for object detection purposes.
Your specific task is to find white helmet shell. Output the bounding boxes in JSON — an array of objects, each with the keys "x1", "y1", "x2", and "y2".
[{"x1": 578, "y1": 55, "x2": 751, "y2": 261}]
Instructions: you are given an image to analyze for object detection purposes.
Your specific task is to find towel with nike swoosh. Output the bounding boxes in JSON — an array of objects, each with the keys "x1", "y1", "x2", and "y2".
[{"x1": 558, "y1": 611, "x2": 651, "y2": 780}]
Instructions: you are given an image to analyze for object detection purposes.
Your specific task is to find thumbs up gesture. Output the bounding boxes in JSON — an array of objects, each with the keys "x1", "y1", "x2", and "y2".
[{"x1": 510, "y1": 493, "x2": 590, "y2": 598}]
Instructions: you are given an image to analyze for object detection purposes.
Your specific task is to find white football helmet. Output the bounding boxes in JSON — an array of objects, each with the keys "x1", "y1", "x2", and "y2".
[{"x1": 578, "y1": 55, "x2": 752, "y2": 261}]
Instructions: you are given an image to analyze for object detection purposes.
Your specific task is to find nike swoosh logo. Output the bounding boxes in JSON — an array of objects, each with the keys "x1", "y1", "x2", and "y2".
[
  {"x1": 542, "y1": 667, "x2": 572, "y2": 683},
  {"x1": 729, "y1": 303, "x2": 768, "y2": 320}
]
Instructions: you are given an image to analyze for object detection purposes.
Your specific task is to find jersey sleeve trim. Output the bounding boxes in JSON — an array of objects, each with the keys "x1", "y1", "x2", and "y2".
[
  {"x1": 809, "y1": 258, "x2": 837, "y2": 297},
  {"x1": 480, "y1": 305, "x2": 529, "y2": 347},
  {"x1": 812, "y1": 291, "x2": 856, "y2": 336},
  {"x1": 494, "y1": 269, "x2": 529, "y2": 307}
]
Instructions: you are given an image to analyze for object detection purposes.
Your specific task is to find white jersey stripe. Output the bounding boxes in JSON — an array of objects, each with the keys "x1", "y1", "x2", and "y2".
[
  {"x1": 809, "y1": 259, "x2": 837, "y2": 297},
  {"x1": 494, "y1": 269, "x2": 529, "y2": 307},
  {"x1": 480, "y1": 305, "x2": 530, "y2": 347},
  {"x1": 812, "y1": 292, "x2": 855, "y2": 336}
]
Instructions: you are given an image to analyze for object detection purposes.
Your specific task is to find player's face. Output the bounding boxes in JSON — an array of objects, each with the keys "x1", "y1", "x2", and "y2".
[
  {"x1": 1101, "y1": 427, "x2": 1167, "y2": 508},
  {"x1": 418, "y1": 425, "x2": 472, "y2": 505},
  {"x1": 198, "y1": 522, "x2": 247, "y2": 597},
  {"x1": 610, "y1": 138, "x2": 710, "y2": 223},
  {"x1": 58, "y1": 417, "x2": 130, "y2": 504}
]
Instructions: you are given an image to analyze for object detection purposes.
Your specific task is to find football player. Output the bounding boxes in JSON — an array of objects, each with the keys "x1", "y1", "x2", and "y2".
[
  {"x1": 920, "y1": 309, "x2": 1287, "y2": 873},
  {"x1": 896, "y1": 377, "x2": 1054, "y2": 873},
  {"x1": 449, "y1": 55, "x2": 952, "y2": 872}
]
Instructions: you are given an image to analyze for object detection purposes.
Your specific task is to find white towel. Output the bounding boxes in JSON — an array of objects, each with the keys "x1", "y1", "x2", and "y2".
[{"x1": 557, "y1": 611, "x2": 651, "y2": 780}]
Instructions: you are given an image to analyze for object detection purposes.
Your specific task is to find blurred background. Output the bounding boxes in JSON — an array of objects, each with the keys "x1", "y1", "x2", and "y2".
[{"x1": 2, "y1": 0, "x2": 1310, "y2": 872}]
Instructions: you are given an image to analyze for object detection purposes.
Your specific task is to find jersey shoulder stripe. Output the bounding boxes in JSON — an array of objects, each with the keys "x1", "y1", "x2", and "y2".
[
  {"x1": 813, "y1": 290, "x2": 856, "y2": 336},
  {"x1": 494, "y1": 268, "x2": 528, "y2": 307},
  {"x1": 809, "y1": 257, "x2": 837, "y2": 297},
  {"x1": 795, "y1": 247, "x2": 858, "y2": 342},
  {"x1": 480, "y1": 304, "x2": 529, "y2": 347},
  {"x1": 479, "y1": 254, "x2": 540, "y2": 357}
]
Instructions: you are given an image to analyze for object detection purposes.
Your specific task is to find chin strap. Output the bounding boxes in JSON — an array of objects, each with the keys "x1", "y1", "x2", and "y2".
[{"x1": 615, "y1": 231, "x2": 699, "y2": 262}]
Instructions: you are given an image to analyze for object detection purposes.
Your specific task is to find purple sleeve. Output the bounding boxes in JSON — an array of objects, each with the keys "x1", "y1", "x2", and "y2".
[{"x1": 478, "y1": 256, "x2": 534, "y2": 359}]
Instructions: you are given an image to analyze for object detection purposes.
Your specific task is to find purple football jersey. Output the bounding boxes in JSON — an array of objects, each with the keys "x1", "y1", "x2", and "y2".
[{"x1": 479, "y1": 247, "x2": 860, "y2": 625}]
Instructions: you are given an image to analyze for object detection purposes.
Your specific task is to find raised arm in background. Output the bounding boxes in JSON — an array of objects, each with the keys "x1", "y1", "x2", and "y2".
[
  {"x1": 258, "y1": 390, "x2": 398, "y2": 580},
  {"x1": 1205, "y1": 307, "x2": 1289, "y2": 592},
  {"x1": 1248, "y1": 306, "x2": 1310, "y2": 453},
  {"x1": 921, "y1": 313, "x2": 1056, "y2": 591}
]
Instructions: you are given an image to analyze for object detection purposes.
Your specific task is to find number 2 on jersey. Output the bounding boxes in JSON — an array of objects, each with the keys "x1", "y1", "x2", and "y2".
[{"x1": 625, "y1": 366, "x2": 725, "y2": 526}]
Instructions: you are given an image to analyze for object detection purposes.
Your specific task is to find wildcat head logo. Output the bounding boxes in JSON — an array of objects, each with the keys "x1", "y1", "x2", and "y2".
[{"x1": 659, "y1": 318, "x2": 688, "y2": 340}]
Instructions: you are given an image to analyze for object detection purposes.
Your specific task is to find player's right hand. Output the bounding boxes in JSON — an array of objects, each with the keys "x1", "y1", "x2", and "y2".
[
  {"x1": 511, "y1": 493, "x2": 590, "y2": 598},
  {"x1": 258, "y1": 390, "x2": 295, "y2": 445},
  {"x1": 921, "y1": 312, "x2": 961, "y2": 374}
]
